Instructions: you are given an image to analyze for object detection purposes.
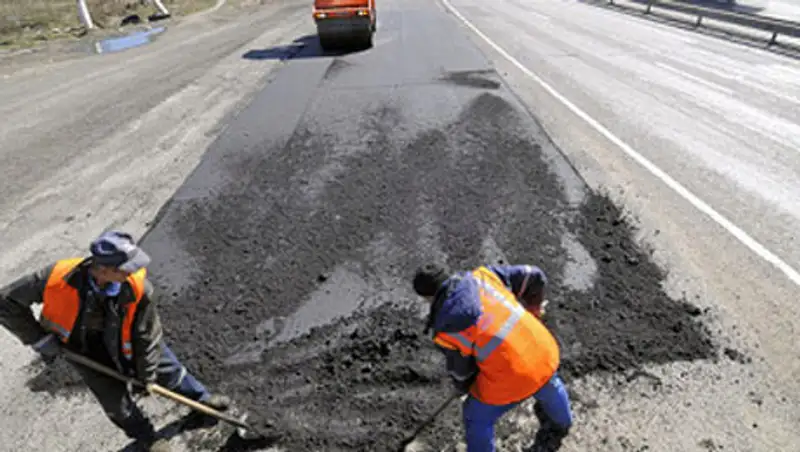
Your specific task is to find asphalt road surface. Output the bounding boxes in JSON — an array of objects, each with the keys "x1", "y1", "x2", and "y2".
[{"x1": 0, "y1": 0, "x2": 798, "y2": 452}]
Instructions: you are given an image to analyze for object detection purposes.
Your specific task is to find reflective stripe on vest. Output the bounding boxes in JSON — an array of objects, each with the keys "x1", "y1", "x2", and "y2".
[
  {"x1": 120, "y1": 272, "x2": 146, "y2": 360},
  {"x1": 41, "y1": 258, "x2": 147, "y2": 360},
  {"x1": 442, "y1": 270, "x2": 526, "y2": 363}
]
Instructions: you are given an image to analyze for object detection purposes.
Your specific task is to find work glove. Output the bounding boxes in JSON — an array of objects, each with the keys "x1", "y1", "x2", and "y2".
[
  {"x1": 450, "y1": 374, "x2": 476, "y2": 395},
  {"x1": 529, "y1": 299, "x2": 549, "y2": 319},
  {"x1": 125, "y1": 368, "x2": 155, "y2": 398},
  {"x1": 128, "y1": 382, "x2": 152, "y2": 398},
  {"x1": 31, "y1": 334, "x2": 61, "y2": 364}
]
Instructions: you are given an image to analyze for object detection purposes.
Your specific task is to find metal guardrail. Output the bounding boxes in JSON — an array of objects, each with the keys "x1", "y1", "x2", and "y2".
[{"x1": 607, "y1": 0, "x2": 800, "y2": 46}]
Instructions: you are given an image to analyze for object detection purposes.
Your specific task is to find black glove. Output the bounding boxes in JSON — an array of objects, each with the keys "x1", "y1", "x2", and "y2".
[
  {"x1": 519, "y1": 287, "x2": 544, "y2": 306},
  {"x1": 129, "y1": 382, "x2": 152, "y2": 398},
  {"x1": 31, "y1": 334, "x2": 61, "y2": 364},
  {"x1": 127, "y1": 372, "x2": 154, "y2": 398},
  {"x1": 451, "y1": 374, "x2": 476, "y2": 394}
]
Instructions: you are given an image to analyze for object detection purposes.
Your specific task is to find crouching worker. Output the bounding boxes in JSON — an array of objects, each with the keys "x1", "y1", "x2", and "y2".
[
  {"x1": 412, "y1": 262, "x2": 573, "y2": 452},
  {"x1": 0, "y1": 231, "x2": 231, "y2": 452}
]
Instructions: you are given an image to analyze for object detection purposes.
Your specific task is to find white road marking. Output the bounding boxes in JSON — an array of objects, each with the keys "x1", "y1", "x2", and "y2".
[
  {"x1": 440, "y1": 0, "x2": 800, "y2": 288},
  {"x1": 654, "y1": 61, "x2": 733, "y2": 95}
]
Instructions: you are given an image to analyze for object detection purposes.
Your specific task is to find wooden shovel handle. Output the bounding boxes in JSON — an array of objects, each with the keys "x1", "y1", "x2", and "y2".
[
  {"x1": 62, "y1": 349, "x2": 253, "y2": 432},
  {"x1": 146, "y1": 383, "x2": 252, "y2": 430},
  {"x1": 62, "y1": 348, "x2": 141, "y2": 386}
]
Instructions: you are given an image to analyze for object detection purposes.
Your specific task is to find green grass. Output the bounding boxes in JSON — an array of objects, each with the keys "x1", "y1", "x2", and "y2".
[{"x1": 0, "y1": 0, "x2": 218, "y2": 49}]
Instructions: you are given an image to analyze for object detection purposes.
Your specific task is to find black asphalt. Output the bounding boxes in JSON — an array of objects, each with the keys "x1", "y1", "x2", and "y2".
[{"x1": 57, "y1": 0, "x2": 721, "y2": 450}]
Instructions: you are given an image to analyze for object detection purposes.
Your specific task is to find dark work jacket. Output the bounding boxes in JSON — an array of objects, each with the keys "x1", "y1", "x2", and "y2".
[{"x1": 0, "y1": 258, "x2": 163, "y2": 383}]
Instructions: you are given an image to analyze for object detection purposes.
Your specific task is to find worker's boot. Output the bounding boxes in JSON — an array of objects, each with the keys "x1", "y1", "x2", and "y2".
[
  {"x1": 186, "y1": 393, "x2": 233, "y2": 427},
  {"x1": 531, "y1": 402, "x2": 569, "y2": 452},
  {"x1": 113, "y1": 410, "x2": 166, "y2": 451}
]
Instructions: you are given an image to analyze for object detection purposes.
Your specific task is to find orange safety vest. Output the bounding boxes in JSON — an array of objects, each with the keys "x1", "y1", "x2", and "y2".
[
  {"x1": 433, "y1": 266, "x2": 560, "y2": 405},
  {"x1": 40, "y1": 258, "x2": 147, "y2": 361}
]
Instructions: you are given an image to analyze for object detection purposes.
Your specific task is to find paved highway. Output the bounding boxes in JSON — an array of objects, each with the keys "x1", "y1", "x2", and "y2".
[{"x1": 0, "y1": 0, "x2": 798, "y2": 451}]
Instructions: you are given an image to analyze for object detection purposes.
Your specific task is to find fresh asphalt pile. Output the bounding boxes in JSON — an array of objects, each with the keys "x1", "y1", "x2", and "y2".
[
  {"x1": 134, "y1": 85, "x2": 719, "y2": 450},
  {"x1": 109, "y1": 6, "x2": 721, "y2": 450}
]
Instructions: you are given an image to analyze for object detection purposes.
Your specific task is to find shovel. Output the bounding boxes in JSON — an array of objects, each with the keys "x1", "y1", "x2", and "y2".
[
  {"x1": 398, "y1": 392, "x2": 467, "y2": 452},
  {"x1": 61, "y1": 348, "x2": 267, "y2": 441}
]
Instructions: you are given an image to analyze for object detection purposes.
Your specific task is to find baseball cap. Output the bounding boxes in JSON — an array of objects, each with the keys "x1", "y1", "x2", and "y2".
[{"x1": 89, "y1": 230, "x2": 151, "y2": 273}]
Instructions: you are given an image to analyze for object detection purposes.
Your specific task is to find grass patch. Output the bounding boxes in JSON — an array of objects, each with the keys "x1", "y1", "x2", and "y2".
[{"x1": 0, "y1": 0, "x2": 218, "y2": 49}]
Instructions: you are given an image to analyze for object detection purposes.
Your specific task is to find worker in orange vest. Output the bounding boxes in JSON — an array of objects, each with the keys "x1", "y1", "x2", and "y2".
[
  {"x1": 0, "y1": 231, "x2": 230, "y2": 452},
  {"x1": 412, "y1": 262, "x2": 573, "y2": 452}
]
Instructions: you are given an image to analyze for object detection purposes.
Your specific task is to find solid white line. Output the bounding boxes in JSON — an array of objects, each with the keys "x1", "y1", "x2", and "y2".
[{"x1": 440, "y1": 0, "x2": 800, "y2": 288}]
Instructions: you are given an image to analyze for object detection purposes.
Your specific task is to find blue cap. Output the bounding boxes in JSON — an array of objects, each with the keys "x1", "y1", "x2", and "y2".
[{"x1": 89, "y1": 230, "x2": 150, "y2": 273}]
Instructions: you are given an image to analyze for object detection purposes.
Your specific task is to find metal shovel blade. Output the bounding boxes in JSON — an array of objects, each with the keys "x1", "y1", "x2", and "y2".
[{"x1": 234, "y1": 412, "x2": 264, "y2": 441}]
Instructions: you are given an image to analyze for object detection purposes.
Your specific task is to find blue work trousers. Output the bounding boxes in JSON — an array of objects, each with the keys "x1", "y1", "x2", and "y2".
[
  {"x1": 75, "y1": 342, "x2": 211, "y2": 440},
  {"x1": 462, "y1": 373, "x2": 573, "y2": 452},
  {"x1": 157, "y1": 342, "x2": 211, "y2": 402}
]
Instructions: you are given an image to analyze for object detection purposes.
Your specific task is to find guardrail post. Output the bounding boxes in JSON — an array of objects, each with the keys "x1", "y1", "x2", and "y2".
[
  {"x1": 76, "y1": 0, "x2": 95, "y2": 29},
  {"x1": 151, "y1": 0, "x2": 170, "y2": 16},
  {"x1": 768, "y1": 32, "x2": 778, "y2": 46},
  {"x1": 599, "y1": 0, "x2": 800, "y2": 49}
]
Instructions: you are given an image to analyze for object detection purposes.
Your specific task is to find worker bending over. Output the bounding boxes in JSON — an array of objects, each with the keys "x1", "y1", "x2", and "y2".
[
  {"x1": 412, "y1": 262, "x2": 573, "y2": 452},
  {"x1": 0, "y1": 231, "x2": 230, "y2": 452}
]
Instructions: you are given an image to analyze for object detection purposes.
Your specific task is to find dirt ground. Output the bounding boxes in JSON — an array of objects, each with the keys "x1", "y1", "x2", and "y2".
[{"x1": 0, "y1": 0, "x2": 219, "y2": 48}]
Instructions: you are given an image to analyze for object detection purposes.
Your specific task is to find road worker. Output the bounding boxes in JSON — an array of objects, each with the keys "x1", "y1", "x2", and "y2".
[
  {"x1": 0, "y1": 231, "x2": 230, "y2": 452},
  {"x1": 412, "y1": 262, "x2": 573, "y2": 452}
]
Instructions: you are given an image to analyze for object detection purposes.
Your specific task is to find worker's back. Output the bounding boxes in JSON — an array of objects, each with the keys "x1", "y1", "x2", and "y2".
[
  {"x1": 472, "y1": 300, "x2": 560, "y2": 405},
  {"x1": 433, "y1": 268, "x2": 560, "y2": 405},
  {"x1": 469, "y1": 268, "x2": 559, "y2": 404}
]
